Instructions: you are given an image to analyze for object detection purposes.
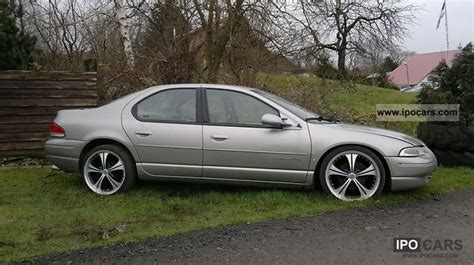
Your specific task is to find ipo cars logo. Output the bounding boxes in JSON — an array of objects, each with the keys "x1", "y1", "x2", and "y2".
[{"x1": 393, "y1": 238, "x2": 463, "y2": 253}]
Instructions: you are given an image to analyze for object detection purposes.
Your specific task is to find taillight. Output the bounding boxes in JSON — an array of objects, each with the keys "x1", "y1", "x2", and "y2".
[{"x1": 50, "y1": 122, "x2": 65, "y2": 137}]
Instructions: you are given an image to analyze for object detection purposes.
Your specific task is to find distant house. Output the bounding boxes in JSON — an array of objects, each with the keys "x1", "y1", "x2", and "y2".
[
  {"x1": 364, "y1": 72, "x2": 387, "y2": 86},
  {"x1": 389, "y1": 50, "x2": 460, "y2": 92}
]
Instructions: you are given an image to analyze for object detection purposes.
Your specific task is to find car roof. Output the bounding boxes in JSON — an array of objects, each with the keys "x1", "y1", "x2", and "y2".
[{"x1": 146, "y1": 83, "x2": 256, "y2": 93}]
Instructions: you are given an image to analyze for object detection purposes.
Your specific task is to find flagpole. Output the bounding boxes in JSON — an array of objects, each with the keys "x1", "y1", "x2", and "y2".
[{"x1": 444, "y1": 0, "x2": 450, "y2": 61}]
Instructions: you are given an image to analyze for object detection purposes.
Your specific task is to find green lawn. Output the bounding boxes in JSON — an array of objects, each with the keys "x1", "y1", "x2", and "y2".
[{"x1": 1, "y1": 167, "x2": 473, "y2": 262}]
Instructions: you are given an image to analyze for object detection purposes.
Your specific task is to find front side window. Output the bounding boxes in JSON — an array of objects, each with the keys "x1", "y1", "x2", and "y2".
[
  {"x1": 253, "y1": 89, "x2": 317, "y2": 120},
  {"x1": 206, "y1": 89, "x2": 279, "y2": 126},
  {"x1": 135, "y1": 89, "x2": 196, "y2": 122}
]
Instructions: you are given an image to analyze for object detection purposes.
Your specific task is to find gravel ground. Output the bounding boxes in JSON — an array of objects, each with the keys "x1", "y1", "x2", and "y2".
[{"x1": 31, "y1": 189, "x2": 474, "y2": 265}]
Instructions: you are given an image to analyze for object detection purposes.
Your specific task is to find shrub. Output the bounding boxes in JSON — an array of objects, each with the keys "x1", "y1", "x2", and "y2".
[
  {"x1": 417, "y1": 43, "x2": 474, "y2": 166},
  {"x1": 418, "y1": 43, "x2": 474, "y2": 125},
  {"x1": 0, "y1": 1, "x2": 36, "y2": 70}
]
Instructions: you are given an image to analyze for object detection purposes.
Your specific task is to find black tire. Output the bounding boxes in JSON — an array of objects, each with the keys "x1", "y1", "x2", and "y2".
[
  {"x1": 318, "y1": 145, "x2": 386, "y2": 200},
  {"x1": 80, "y1": 144, "x2": 136, "y2": 195}
]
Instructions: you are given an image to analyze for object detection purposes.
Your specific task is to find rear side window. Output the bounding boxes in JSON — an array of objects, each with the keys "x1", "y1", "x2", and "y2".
[
  {"x1": 206, "y1": 89, "x2": 279, "y2": 126},
  {"x1": 135, "y1": 89, "x2": 196, "y2": 122}
]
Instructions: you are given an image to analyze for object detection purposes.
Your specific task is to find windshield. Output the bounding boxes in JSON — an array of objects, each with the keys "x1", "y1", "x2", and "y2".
[{"x1": 253, "y1": 90, "x2": 318, "y2": 120}]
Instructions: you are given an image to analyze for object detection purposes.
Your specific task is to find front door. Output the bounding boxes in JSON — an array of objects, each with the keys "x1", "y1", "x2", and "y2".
[
  {"x1": 122, "y1": 88, "x2": 202, "y2": 177},
  {"x1": 202, "y1": 88, "x2": 311, "y2": 183}
]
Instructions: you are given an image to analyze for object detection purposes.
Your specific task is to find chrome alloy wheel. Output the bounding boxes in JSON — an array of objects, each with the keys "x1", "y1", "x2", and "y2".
[
  {"x1": 325, "y1": 151, "x2": 381, "y2": 201},
  {"x1": 84, "y1": 150, "x2": 126, "y2": 195}
]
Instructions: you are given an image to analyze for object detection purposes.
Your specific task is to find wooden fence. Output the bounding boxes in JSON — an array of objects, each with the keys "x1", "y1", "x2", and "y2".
[{"x1": 0, "y1": 71, "x2": 97, "y2": 157}]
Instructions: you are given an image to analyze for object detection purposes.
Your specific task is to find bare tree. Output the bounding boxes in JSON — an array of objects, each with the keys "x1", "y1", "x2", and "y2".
[
  {"x1": 348, "y1": 41, "x2": 388, "y2": 76},
  {"x1": 24, "y1": 0, "x2": 110, "y2": 70},
  {"x1": 276, "y1": 0, "x2": 417, "y2": 82},
  {"x1": 389, "y1": 48, "x2": 416, "y2": 65},
  {"x1": 191, "y1": 0, "x2": 249, "y2": 82},
  {"x1": 114, "y1": 0, "x2": 134, "y2": 68},
  {"x1": 130, "y1": 0, "x2": 197, "y2": 83}
]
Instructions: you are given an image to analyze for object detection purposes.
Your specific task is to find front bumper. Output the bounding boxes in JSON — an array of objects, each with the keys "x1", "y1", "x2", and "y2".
[
  {"x1": 44, "y1": 138, "x2": 86, "y2": 172},
  {"x1": 385, "y1": 148, "x2": 438, "y2": 191}
]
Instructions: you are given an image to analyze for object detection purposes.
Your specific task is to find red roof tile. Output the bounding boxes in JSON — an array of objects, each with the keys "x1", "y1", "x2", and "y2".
[{"x1": 389, "y1": 50, "x2": 460, "y2": 86}]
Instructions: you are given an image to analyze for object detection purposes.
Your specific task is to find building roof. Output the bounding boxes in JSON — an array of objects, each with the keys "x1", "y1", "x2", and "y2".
[{"x1": 389, "y1": 50, "x2": 460, "y2": 86}]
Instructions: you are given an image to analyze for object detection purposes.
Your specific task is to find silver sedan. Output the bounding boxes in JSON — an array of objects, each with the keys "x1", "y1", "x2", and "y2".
[{"x1": 45, "y1": 84, "x2": 437, "y2": 201}]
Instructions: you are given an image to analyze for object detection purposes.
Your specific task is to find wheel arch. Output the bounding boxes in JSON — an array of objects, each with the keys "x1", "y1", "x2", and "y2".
[
  {"x1": 79, "y1": 138, "x2": 137, "y2": 170},
  {"x1": 313, "y1": 144, "x2": 392, "y2": 192}
]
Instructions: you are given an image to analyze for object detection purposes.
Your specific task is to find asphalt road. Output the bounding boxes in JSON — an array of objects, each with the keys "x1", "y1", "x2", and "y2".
[{"x1": 32, "y1": 189, "x2": 474, "y2": 265}]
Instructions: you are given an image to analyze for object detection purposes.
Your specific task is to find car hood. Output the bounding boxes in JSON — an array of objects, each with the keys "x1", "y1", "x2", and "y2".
[{"x1": 316, "y1": 123, "x2": 424, "y2": 146}]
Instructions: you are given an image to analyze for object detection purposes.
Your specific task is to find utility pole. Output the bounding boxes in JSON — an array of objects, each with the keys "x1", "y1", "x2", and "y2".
[{"x1": 404, "y1": 62, "x2": 410, "y2": 88}]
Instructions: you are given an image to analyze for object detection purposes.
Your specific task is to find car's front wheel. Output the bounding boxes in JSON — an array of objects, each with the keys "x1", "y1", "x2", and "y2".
[
  {"x1": 319, "y1": 146, "x2": 386, "y2": 201},
  {"x1": 81, "y1": 144, "x2": 136, "y2": 195}
]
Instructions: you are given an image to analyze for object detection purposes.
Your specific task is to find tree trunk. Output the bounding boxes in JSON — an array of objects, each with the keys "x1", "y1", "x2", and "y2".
[
  {"x1": 208, "y1": 65, "x2": 220, "y2": 83},
  {"x1": 337, "y1": 48, "x2": 346, "y2": 82},
  {"x1": 204, "y1": 29, "x2": 219, "y2": 83},
  {"x1": 114, "y1": 0, "x2": 134, "y2": 68},
  {"x1": 199, "y1": 0, "x2": 244, "y2": 83}
]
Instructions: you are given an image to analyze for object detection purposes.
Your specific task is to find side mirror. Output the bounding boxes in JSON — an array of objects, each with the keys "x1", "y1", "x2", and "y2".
[{"x1": 261, "y1": 113, "x2": 291, "y2": 128}]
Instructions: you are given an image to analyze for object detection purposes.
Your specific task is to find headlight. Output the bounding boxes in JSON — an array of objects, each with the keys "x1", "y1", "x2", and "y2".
[{"x1": 399, "y1": 146, "x2": 426, "y2": 157}]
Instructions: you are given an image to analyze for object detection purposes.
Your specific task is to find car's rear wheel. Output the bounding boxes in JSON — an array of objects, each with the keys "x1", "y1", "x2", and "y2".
[
  {"x1": 319, "y1": 146, "x2": 385, "y2": 201},
  {"x1": 81, "y1": 144, "x2": 136, "y2": 195}
]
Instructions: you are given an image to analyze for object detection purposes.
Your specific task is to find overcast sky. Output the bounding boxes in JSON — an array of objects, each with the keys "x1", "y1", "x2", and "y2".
[{"x1": 402, "y1": 0, "x2": 474, "y2": 53}]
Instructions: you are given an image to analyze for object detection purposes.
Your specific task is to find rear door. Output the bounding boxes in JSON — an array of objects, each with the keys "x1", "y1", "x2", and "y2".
[
  {"x1": 202, "y1": 88, "x2": 311, "y2": 183},
  {"x1": 122, "y1": 88, "x2": 202, "y2": 177}
]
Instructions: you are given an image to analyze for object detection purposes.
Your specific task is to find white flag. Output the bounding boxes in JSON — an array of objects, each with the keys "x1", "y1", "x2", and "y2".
[{"x1": 436, "y1": 0, "x2": 447, "y2": 30}]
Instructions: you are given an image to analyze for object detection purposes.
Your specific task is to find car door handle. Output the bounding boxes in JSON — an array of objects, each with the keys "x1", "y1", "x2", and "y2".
[
  {"x1": 210, "y1": 135, "x2": 229, "y2": 141},
  {"x1": 135, "y1": 131, "x2": 152, "y2": 137}
]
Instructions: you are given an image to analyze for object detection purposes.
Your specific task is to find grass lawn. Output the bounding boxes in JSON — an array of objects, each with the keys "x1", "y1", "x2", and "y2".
[{"x1": 1, "y1": 167, "x2": 473, "y2": 262}]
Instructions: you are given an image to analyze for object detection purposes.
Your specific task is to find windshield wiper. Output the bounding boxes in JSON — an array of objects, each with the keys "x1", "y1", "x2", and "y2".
[{"x1": 305, "y1": 116, "x2": 339, "y2": 123}]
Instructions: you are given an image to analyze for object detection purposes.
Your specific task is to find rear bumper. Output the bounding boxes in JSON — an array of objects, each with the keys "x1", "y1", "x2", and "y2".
[
  {"x1": 385, "y1": 148, "x2": 438, "y2": 191},
  {"x1": 44, "y1": 138, "x2": 86, "y2": 173}
]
